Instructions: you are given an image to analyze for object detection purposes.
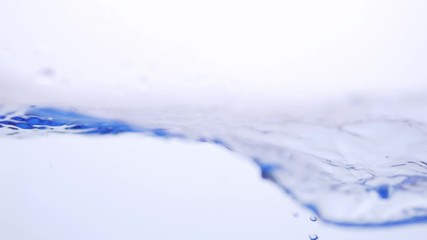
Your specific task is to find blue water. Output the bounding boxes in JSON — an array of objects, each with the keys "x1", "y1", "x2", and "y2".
[{"x1": 1, "y1": 106, "x2": 427, "y2": 228}]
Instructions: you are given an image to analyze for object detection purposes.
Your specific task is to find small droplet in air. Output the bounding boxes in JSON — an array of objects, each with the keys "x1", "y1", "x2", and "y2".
[
  {"x1": 36, "y1": 67, "x2": 56, "y2": 85},
  {"x1": 292, "y1": 212, "x2": 299, "y2": 218},
  {"x1": 310, "y1": 216, "x2": 317, "y2": 222},
  {"x1": 40, "y1": 67, "x2": 55, "y2": 77},
  {"x1": 309, "y1": 234, "x2": 319, "y2": 240}
]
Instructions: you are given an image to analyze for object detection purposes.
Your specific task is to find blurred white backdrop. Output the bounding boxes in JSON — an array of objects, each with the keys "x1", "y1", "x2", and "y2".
[{"x1": 1, "y1": 0, "x2": 427, "y2": 108}]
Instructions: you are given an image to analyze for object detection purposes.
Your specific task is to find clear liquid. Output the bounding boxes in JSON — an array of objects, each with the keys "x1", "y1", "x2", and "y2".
[{"x1": 1, "y1": 105, "x2": 427, "y2": 229}]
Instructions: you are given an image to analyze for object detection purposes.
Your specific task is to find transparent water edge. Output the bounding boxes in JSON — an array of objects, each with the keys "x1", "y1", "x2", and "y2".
[{"x1": 1, "y1": 106, "x2": 427, "y2": 227}]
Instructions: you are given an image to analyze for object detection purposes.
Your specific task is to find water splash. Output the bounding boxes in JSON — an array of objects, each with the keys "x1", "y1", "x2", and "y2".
[{"x1": 1, "y1": 106, "x2": 427, "y2": 227}]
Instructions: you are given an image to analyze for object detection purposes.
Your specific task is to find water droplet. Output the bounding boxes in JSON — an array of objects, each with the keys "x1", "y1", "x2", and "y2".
[
  {"x1": 40, "y1": 67, "x2": 55, "y2": 76},
  {"x1": 36, "y1": 67, "x2": 56, "y2": 85},
  {"x1": 292, "y1": 212, "x2": 299, "y2": 218},
  {"x1": 309, "y1": 234, "x2": 318, "y2": 240},
  {"x1": 310, "y1": 216, "x2": 317, "y2": 222}
]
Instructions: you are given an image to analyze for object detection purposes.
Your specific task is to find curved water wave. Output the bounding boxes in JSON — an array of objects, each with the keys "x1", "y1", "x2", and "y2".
[{"x1": 1, "y1": 106, "x2": 427, "y2": 227}]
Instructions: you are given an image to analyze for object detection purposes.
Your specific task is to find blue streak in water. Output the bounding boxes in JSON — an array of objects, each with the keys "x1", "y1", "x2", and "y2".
[
  {"x1": 376, "y1": 185, "x2": 390, "y2": 199},
  {"x1": 253, "y1": 157, "x2": 281, "y2": 180}
]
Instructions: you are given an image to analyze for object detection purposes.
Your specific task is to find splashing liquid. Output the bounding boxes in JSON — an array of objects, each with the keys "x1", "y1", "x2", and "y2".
[{"x1": 1, "y1": 104, "x2": 427, "y2": 227}]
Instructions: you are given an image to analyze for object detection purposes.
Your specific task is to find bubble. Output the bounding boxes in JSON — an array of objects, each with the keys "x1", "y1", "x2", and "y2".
[
  {"x1": 310, "y1": 216, "x2": 317, "y2": 222},
  {"x1": 309, "y1": 234, "x2": 319, "y2": 240}
]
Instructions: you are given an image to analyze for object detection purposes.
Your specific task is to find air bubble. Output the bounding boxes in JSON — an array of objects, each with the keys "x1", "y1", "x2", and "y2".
[
  {"x1": 310, "y1": 216, "x2": 317, "y2": 222},
  {"x1": 309, "y1": 234, "x2": 318, "y2": 240}
]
